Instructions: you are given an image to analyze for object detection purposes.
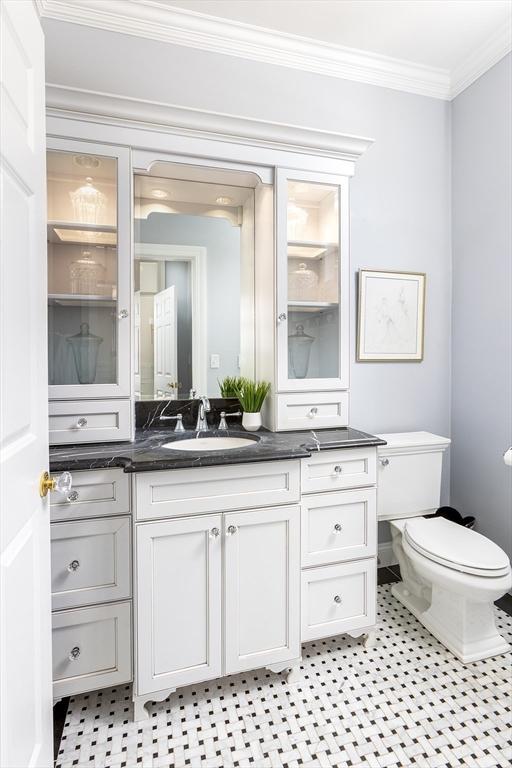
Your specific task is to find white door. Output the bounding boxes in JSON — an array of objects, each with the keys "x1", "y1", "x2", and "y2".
[
  {"x1": 224, "y1": 505, "x2": 301, "y2": 674},
  {"x1": 135, "y1": 516, "x2": 222, "y2": 696},
  {"x1": 153, "y1": 286, "x2": 177, "y2": 397},
  {"x1": 0, "y1": 2, "x2": 53, "y2": 767}
]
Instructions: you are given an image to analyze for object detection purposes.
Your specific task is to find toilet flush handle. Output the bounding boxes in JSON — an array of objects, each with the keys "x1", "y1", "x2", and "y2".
[{"x1": 380, "y1": 458, "x2": 389, "y2": 468}]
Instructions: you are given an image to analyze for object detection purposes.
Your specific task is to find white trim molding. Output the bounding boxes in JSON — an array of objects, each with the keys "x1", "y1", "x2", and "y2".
[
  {"x1": 45, "y1": 84, "x2": 374, "y2": 165},
  {"x1": 134, "y1": 243, "x2": 208, "y2": 395},
  {"x1": 450, "y1": 24, "x2": 512, "y2": 99},
  {"x1": 36, "y1": 0, "x2": 511, "y2": 101},
  {"x1": 36, "y1": 0, "x2": 453, "y2": 99}
]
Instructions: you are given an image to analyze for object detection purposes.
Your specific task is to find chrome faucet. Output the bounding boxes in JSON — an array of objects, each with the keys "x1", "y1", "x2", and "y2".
[{"x1": 195, "y1": 395, "x2": 211, "y2": 431}]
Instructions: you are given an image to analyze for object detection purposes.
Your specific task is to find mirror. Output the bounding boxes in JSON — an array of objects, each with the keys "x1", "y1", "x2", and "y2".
[{"x1": 134, "y1": 165, "x2": 257, "y2": 400}]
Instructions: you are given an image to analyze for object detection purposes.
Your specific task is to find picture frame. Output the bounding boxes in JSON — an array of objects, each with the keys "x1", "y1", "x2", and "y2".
[{"x1": 357, "y1": 269, "x2": 426, "y2": 362}]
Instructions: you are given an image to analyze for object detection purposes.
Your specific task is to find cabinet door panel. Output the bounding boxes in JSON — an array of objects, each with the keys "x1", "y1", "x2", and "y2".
[
  {"x1": 224, "y1": 505, "x2": 300, "y2": 674},
  {"x1": 47, "y1": 138, "x2": 131, "y2": 400},
  {"x1": 276, "y1": 168, "x2": 349, "y2": 392},
  {"x1": 136, "y1": 515, "x2": 222, "y2": 696}
]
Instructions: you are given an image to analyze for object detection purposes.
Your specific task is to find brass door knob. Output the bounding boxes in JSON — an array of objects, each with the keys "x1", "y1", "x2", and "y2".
[{"x1": 39, "y1": 471, "x2": 72, "y2": 498}]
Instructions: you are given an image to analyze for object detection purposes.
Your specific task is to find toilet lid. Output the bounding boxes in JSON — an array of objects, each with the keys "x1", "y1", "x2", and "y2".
[{"x1": 404, "y1": 517, "x2": 511, "y2": 577}]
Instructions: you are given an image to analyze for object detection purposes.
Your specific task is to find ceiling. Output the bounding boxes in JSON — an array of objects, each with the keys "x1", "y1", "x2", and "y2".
[
  {"x1": 37, "y1": 0, "x2": 512, "y2": 99},
  {"x1": 161, "y1": 0, "x2": 511, "y2": 71}
]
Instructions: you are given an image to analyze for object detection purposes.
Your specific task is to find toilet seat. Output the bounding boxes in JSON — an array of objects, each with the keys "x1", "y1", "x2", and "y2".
[{"x1": 403, "y1": 517, "x2": 511, "y2": 578}]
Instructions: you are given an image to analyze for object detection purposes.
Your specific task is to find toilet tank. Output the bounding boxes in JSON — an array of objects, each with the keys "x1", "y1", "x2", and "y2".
[{"x1": 376, "y1": 431, "x2": 451, "y2": 521}]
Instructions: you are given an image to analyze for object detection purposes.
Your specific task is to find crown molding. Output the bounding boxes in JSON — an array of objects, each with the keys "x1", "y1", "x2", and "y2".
[
  {"x1": 450, "y1": 24, "x2": 512, "y2": 99},
  {"x1": 36, "y1": 0, "x2": 452, "y2": 100},
  {"x1": 45, "y1": 83, "x2": 374, "y2": 162}
]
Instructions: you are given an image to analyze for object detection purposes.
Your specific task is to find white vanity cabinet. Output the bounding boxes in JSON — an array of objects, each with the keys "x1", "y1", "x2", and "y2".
[
  {"x1": 299, "y1": 448, "x2": 378, "y2": 644},
  {"x1": 133, "y1": 466, "x2": 301, "y2": 720},
  {"x1": 46, "y1": 138, "x2": 132, "y2": 444},
  {"x1": 50, "y1": 468, "x2": 133, "y2": 700},
  {"x1": 257, "y1": 168, "x2": 351, "y2": 431}
]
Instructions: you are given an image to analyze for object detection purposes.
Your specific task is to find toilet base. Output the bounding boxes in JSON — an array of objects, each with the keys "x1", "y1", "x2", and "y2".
[{"x1": 392, "y1": 581, "x2": 511, "y2": 663}]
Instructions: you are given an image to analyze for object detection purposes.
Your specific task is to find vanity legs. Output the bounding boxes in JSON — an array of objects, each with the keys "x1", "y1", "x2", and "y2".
[
  {"x1": 133, "y1": 688, "x2": 176, "y2": 722},
  {"x1": 347, "y1": 627, "x2": 378, "y2": 649},
  {"x1": 266, "y1": 658, "x2": 302, "y2": 684}
]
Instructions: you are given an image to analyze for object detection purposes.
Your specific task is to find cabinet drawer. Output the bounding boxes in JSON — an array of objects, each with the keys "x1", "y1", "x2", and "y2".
[
  {"x1": 301, "y1": 447, "x2": 376, "y2": 493},
  {"x1": 51, "y1": 517, "x2": 131, "y2": 610},
  {"x1": 301, "y1": 488, "x2": 377, "y2": 567},
  {"x1": 52, "y1": 601, "x2": 132, "y2": 699},
  {"x1": 276, "y1": 392, "x2": 349, "y2": 431},
  {"x1": 134, "y1": 460, "x2": 300, "y2": 521},
  {"x1": 50, "y1": 468, "x2": 130, "y2": 522},
  {"x1": 301, "y1": 559, "x2": 376, "y2": 642},
  {"x1": 49, "y1": 399, "x2": 131, "y2": 444}
]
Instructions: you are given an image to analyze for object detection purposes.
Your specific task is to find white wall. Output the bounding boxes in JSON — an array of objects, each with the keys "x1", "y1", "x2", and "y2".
[
  {"x1": 43, "y1": 19, "x2": 453, "y2": 537},
  {"x1": 451, "y1": 54, "x2": 512, "y2": 558}
]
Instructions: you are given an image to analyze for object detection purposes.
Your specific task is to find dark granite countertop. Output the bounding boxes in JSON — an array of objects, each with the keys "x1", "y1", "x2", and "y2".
[{"x1": 49, "y1": 425, "x2": 386, "y2": 473}]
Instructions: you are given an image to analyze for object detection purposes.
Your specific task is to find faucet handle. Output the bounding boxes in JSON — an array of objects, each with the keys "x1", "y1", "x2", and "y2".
[
  {"x1": 218, "y1": 410, "x2": 242, "y2": 430},
  {"x1": 160, "y1": 413, "x2": 185, "y2": 432}
]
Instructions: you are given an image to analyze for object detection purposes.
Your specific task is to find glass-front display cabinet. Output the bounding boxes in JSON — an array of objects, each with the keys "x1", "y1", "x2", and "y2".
[
  {"x1": 276, "y1": 168, "x2": 349, "y2": 392},
  {"x1": 46, "y1": 139, "x2": 131, "y2": 399}
]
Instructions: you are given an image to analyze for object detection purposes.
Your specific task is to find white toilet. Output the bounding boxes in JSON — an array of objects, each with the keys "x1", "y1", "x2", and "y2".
[{"x1": 377, "y1": 432, "x2": 512, "y2": 663}]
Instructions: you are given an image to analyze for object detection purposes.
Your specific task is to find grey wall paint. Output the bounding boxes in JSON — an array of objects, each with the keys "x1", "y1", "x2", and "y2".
[
  {"x1": 136, "y1": 213, "x2": 241, "y2": 395},
  {"x1": 45, "y1": 20, "x2": 453, "y2": 538},
  {"x1": 451, "y1": 54, "x2": 512, "y2": 559}
]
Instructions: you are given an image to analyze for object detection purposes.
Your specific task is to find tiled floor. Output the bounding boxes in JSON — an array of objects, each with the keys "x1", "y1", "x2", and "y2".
[{"x1": 54, "y1": 571, "x2": 512, "y2": 768}]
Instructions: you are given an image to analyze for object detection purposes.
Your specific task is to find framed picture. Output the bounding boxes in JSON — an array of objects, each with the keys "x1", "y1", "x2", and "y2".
[{"x1": 357, "y1": 269, "x2": 426, "y2": 362}]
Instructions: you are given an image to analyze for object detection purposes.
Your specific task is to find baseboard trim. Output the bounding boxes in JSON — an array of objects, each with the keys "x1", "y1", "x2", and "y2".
[{"x1": 378, "y1": 541, "x2": 398, "y2": 568}]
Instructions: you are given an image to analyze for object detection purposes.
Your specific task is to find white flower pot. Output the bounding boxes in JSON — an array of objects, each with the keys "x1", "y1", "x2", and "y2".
[{"x1": 242, "y1": 411, "x2": 262, "y2": 432}]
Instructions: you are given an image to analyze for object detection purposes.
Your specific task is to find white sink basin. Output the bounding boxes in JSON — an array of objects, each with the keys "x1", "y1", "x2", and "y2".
[{"x1": 162, "y1": 436, "x2": 257, "y2": 452}]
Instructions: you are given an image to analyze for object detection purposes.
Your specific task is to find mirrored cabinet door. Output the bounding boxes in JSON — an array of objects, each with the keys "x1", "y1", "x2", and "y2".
[
  {"x1": 276, "y1": 168, "x2": 349, "y2": 392},
  {"x1": 47, "y1": 139, "x2": 131, "y2": 399}
]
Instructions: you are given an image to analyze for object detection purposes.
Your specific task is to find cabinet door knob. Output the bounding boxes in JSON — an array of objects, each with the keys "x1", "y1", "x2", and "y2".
[
  {"x1": 334, "y1": 523, "x2": 342, "y2": 533},
  {"x1": 118, "y1": 309, "x2": 129, "y2": 319},
  {"x1": 69, "y1": 646, "x2": 80, "y2": 661},
  {"x1": 210, "y1": 527, "x2": 220, "y2": 538},
  {"x1": 278, "y1": 312, "x2": 287, "y2": 322},
  {"x1": 67, "y1": 559, "x2": 80, "y2": 572},
  {"x1": 309, "y1": 407, "x2": 318, "y2": 417},
  {"x1": 227, "y1": 524, "x2": 238, "y2": 535},
  {"x1": 334, "y1": 465, "x2": 343, "y2": 474},
  {"x1": 333, "y1": 595, "x2": 342, "y2": 604},
  {"x1": 380, "y1": 458, "x2": 390, "y2": 467},
  {"x1": 67, "y1": 490, "x2": 79, "y2": 502},
  {"x1": 76, "y1": 417, "x2": 87, "y2": 429}
]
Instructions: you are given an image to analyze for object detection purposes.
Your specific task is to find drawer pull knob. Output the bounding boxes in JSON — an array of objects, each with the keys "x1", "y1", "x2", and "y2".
[
  {"x1": 334, "y1": 595, "x2": 342, "y2": 604},
  {"x1": 380, "y1": 458, "x2": 390, "y2": 467},
  {"x1": 67, "y1": 559, "x2": 80, "y2": 572},
  {"x1": 309, "y1": 407, "x2": 318, "y2": 417},
  {"x1": 227, "y1": 524, "x2": 238, "y2": 535},
  {"x1": 334, "y1": 523, "x2": 342, "y2": 533},
  {"x1": 210, "y1": 527, "x2": 220, "y2": 538},
  {"x1": 69, "y1": 646, "x2": 80, "y2": 661},
  {"x1": 76, "y1": 417, "x2": 88, "y2": 429},
  {"x1": 334, "y1": 465, "x2": 343, "y2": 474},
  {"x1": 67, "y1": 490, "x2": 79, "y2": 502}
]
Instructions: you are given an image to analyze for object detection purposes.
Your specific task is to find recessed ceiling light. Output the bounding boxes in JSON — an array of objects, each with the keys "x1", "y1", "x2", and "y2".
[
  {"x1": 215, "y1": 196, "x2": 233, "y2": 205},
  {"x1": 151, "y1": 189, "x2": 168, "y2": 199}
]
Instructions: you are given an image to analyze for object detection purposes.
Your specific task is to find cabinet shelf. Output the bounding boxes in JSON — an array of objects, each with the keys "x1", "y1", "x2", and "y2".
[
  {"x1": 287, "y1": 240, "x2": 337, "y2": 260},
  {"x1": 48, "y1": 221, "x2": 117, "y2": 246},
  {"x1": 288, "y1": 300, "x2": 339, "y2": 312},
  {"x1": 48, "y1": 293, "x2": 116, "y2": 307}
]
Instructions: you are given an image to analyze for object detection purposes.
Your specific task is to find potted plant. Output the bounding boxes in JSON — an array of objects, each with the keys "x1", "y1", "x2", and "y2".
[
  {"x1": 218, "y1": 376, "x2": 247, "y2": 399},
  {"x1": 235, "y1": 379, "x2": 271, "y2": 432}
]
